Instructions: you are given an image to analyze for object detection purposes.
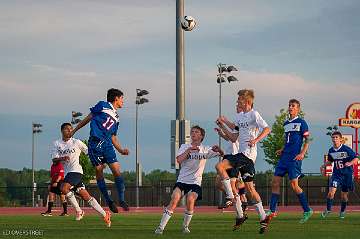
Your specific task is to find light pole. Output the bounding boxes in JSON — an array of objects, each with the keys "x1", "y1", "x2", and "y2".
[
  {"x1": 135, "y1": 89, "x2": 149, "y2": 208},
  {"x1": 216, "y1": 63, "x2": 238, "y2": 206},
  {"x1": 32, "y1": 123, "x2": 42, "y2": 207},
  {"x1": 71, "y1": 111, "x2": 83, "y2": 125}
]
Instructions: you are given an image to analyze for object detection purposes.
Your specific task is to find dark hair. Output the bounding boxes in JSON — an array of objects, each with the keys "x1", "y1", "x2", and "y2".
[
  {"x1": 331, "y1": 131, "x2": 342, "y2": 138},
  {"x1": 107, "y1": 88, "x2": 124, "y2": 102},
  {"x1": 61, "y1": 123, "x2": 72, "y2": 131},
  {"x1": 191, "y1": 125, "x2": 206, "y2": 142},
  {"x1": 289, "y1": 99, "x2": 301, "y2": 107}
]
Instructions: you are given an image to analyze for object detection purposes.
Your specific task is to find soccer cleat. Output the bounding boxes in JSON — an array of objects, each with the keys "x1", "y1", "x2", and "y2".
[
  {"x1": 259, "y1": 215, "x2": 272, "y2": 234},
  {"x1": 154, "y1": 227, "x2": 163, "y2": 235},
  {"x1": 103, "y1": 211, "x2": 111, "y2": 227},
  {"x1": 108, "y1": 201, "x2": 119, "y2": 213},
  {"x1": 232, "y1": 214, "x2": 248, "y2": 231},
  {"x1": 182, "y1": 226, "x2": 190, "y2": 234},
  {"x1": 299, "y1": 208, "x2": 313, "y2": 224},
  {"x1": 41, "y1": 211, "x2": 52, "y2": 217},
  {"x1": 59, "y1": 212, "x2": 69, "y2": 216},
  {"x1": 221, "y1": 198, "x2": 234, "y2": 209},
  {"x1": 119, "y1": 201, "x2": 129, "y2": 211},
  {"x1": 339, "y1": 212, "x2": 346, "y2": 219},
  {"x1": 266, "y1": 210, "x2": 278, "y2": 218},
  {"x1": 75, "y1": 210, "x2": 84, "y2": 221},
  {"x1": 320, "y1": 210, "x2": 331, "y2": 219}
]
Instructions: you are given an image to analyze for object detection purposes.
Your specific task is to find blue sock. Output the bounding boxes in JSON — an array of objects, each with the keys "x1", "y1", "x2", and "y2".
[
  {"x1": 270, "y1": 193, "x2": 280, "y2": 213},
  {"x1": 341, "y1": 201, "x2": 347, "y2": 213},
  {"x1": 115, "y1": 176, "x2": 125, "y2": 202},
  {"x1": 97, "y1": 178, "x2": 113, "y2": 205},
  {"x1": 297, "y1": 192, "x2": 311, "y2": 212},
  {"x1": 326, "y1": 198, "x2": 333, "y2": 211}
]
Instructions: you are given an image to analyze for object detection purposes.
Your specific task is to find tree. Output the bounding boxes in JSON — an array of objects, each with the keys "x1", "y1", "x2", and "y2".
[
  {"x1": 79, "y1": 140, "x2": 95, "y2": 184},
  {"x1": 261, "y1": 109, "x2": 306, "y2": 168}
]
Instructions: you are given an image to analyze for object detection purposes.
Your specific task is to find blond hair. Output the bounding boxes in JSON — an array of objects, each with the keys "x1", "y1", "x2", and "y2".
[{"x1": 238, "y1": 89, "x2": 255, "y2": 104}]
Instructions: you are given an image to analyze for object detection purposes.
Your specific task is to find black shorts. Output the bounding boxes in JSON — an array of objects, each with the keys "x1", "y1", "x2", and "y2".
[
  {"x1": 226, "y1": 167, "x2": 239, "y2": 178},
  {"x1": 63, "y1": 172, "x2": 86, "y2": 194},
  {"x1": 49, "y1": 181, "x2": 63, "y2": 195},
  {"x1": 223, "y1": 153, "x2": 255, "y2": 182},
  {"x1": 173, "y1": 182, "x2": 202, "y2": 201}
]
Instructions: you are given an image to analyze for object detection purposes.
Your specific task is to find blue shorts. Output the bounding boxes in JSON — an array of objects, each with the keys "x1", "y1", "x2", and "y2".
[
  {"x1": 274, "y1": 153, "x2": 302, "y2": 180},
  {"x1": 329, "y1": 173, "x2": 354, "y2": 192},
  {"x1": 88, "y1": 137, "x2": 117, "y2": 166}
]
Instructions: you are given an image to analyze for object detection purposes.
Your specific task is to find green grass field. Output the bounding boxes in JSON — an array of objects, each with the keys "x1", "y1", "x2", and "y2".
[{"x1": 1, "y1": 212, "x2": 359, "y2": 239}]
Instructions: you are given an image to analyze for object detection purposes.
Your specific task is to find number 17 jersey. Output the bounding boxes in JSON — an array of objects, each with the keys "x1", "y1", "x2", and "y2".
[{"x1": 90, "y1": 101, "x2": 119, "y2": 142}]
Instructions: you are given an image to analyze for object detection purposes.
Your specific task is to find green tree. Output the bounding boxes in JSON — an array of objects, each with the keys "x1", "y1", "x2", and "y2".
[
  {"x1": 79, "y1": 140, "x2": 95, "y2": 184},
  {"x1": 261, "y1": 108, "x2": 305, "y2": 168}
]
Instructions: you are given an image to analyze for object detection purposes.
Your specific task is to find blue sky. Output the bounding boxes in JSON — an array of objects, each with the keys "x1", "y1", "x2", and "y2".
[{"x1": 0, "y1": 0, "x2": 359, "y2": 174}]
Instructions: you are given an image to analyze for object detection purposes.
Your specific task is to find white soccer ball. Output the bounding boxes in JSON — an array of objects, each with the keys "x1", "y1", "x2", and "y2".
[{"x1": 181, "y1": 15, "x2": 196, "y2": 31}]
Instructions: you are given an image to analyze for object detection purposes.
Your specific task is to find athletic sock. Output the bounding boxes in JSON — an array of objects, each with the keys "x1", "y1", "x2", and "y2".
[
  {"x1": 97, "y1": 178, "x2": 113, "y2": 205},
  {"x1": 340, "y1": 201, "x2": 348, "y2": 213},
  {"x1": 62, "y1": 201, "x2": 68, "y2": 214},
  {"x1": 222, "y1": 178, "x2": 234, "y2": 199},
  {"x1": 326, "y1": 198, "x2": 334, "y2": 212},
  {"x1": 114, "y1": 176, "x2": 125, "y2": 202},
  {"x1": 234, "y1": 195, "x2": 244, "y2": 218},
  {"x1": 270, "y1": 193, "x2": 280, "y2": 213},
  {"x1": 159, "y1": 208, "x2": 173, "y2": 230},
  {"x1": 47, "y1": 201, "x2": 53, "y2": 213},
  {"x1": 183, "y1": 210, "x2": 193, "y2": 227},
  {"x1": 65, "y1": 191, "x2": 81, "y2": 212},
  {"x1": 255, "y1": 201, "x2": 266, "y2": 221},
  {"x1": 241, "y1": 201, "x2": 248, "y2": 212},
  {"x1": 88, "y1": 197, "x2": 106, "y2": 217},
  {"x1": 297, "y1": 192, "x2": 311, "y2": 212}
]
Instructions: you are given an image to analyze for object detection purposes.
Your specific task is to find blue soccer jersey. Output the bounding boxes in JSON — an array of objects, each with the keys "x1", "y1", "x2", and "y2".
[
  {"x1": 282, "y1": 117, "x2": 309, "y2": 155},
  {"x1": 328, "y1": 144, "x2": 357, "y2": 176},
  {"x1": 89, "y1": 101, "x2": 119, "y2": 142}
]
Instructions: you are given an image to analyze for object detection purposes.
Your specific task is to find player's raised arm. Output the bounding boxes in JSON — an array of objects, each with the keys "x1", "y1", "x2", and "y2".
[
  {"x1": 216, "y1": 119, "x2": 238, "y2": 143},
  {"x1": 111, "y1": 135, "x2": 129, "y2": 156},
  {"x1": 71, "y1": 113, "x2": 93, "y2": 136}
]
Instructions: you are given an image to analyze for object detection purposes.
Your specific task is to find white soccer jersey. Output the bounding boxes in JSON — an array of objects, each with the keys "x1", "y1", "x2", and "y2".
[
  {"x1": 225, "y1": 140, "x2": 240, "y2": 155},
  {"x1": 176, "y1": 143, "x2": 220, "y2": 186},
  {"x1": 234, "y1": 109, "x2": 269, "y2": 162},
  {"x1": 50, "y1": 138, "x2": 88, "y2": 175}
]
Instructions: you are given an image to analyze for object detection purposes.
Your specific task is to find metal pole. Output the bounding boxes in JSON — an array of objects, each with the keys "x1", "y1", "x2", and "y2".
[
  {"x1": 218, "y1": 73, "x2": 223, "y2": 206},
  {"x1": 135, "y1": 103, "x2": 139, "y2": 208},
  {"x1": 176, "y1": 0, "x2": 185, "y2": 177},
  {"x1": 32, "y1": 125, "x2": 35, "y2": 207}
]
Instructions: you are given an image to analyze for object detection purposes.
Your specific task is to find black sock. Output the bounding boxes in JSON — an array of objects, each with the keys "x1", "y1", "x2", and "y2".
[
  {"x1": 62, "y1": 202, "x2": 68, "y2": 213},
  {"x1": 47, "y1": 201, "x2": 54, "y2": 213}
]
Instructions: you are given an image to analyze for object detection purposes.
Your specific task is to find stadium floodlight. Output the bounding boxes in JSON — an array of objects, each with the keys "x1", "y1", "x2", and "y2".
[
  {"x1": 226, "y1": 65, "x2": 238, "y2": 72},
  {"x1": 216, "y1": 62, "x2": 239, "y2": 207},
  {"x1": 135, "y1": 89, "x2": 150, "y2": 208},
  {"x1": 71, "y1": 111, "x2": 83, "y2": 125},
  {"x1": 227, "y1": 75, "x2": 238, "y2": 83},
  {"x1": 32, "y1": 122, "x2": 43, "y2": 207},
  {"x1": 137, "y1": 89, "x2": 149, "y2": 97}
]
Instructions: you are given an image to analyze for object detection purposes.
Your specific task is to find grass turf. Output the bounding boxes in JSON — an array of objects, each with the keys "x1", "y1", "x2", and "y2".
[{"x1": 0, "y1": 212, "x2": 359, "y2": 239}]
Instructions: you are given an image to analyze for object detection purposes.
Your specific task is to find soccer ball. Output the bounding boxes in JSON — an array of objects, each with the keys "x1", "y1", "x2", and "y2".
[{"x1": 181, "y1": 15, "x2": 196, "y2": 31}]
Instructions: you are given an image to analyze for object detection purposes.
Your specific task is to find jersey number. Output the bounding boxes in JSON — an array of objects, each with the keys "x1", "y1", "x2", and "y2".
[
  {"x1": 102, "y1": 117, "x2": 115, "y2": 130},
  {"x1": 335, "y1": 161, "x2": 344, "y2": 169}
]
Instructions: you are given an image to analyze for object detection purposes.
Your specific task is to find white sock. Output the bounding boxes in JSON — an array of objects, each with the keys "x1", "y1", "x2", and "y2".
[
  {"x1": 159, "y1": 208, "x2": 173, "y2": 230},
  {"x1": 183, "y1": 210, "x2": 193, "y2": 227},
  {"x1": 222, "y1": 178, "x2": 234, "y2": 199},
  {"x1": 66, "y1": 191, "x2": 81, "y2": 212},
  {"x1": 234, "y1": 195, "x2": 243, "y2": 218},
  {"x1": 88, "y1": 197, "x2": 106, "y2": 217},
  {"x1": 255, "y1": 201, "x2": 266, "y2": 221}
]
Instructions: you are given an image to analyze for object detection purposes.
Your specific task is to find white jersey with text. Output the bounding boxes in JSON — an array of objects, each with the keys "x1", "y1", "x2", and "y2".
[
  {"x1": 177, "y1": 143, "x2": 219, "y2": 186},
  {"x1": 50, "y1": 138, "x2": 88, "y2": 175},
  {"x1": 225, "y1": 140, "x2": 240, "y2": 155},
  {"x1": 234, "y1": 109, "x2": 269, "y2": 162}
]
